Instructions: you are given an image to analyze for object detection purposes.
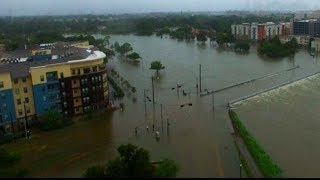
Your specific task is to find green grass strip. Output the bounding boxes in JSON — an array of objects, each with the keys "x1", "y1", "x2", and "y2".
[{"x1": 229, "y1": 110, "x2": 282, "y2": 178}]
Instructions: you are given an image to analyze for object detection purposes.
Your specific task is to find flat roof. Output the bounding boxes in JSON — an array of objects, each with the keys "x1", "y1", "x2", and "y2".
[{"x1": 0, "y1": 47, "x2": 106, "y2": 79}]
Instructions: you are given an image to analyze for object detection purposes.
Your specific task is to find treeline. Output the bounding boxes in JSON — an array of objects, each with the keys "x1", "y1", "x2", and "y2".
[
  {"x1": 0, "y1": 13, "x2": 292, "y2": 50},
  {"x1": 258, "y1": 36, "x2": 299, "y2": 58}
]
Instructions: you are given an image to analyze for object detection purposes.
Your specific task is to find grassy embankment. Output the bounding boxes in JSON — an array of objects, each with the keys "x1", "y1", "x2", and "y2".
[{"x1": 229, "y1": 110, "x2": 282, "y2": 178}]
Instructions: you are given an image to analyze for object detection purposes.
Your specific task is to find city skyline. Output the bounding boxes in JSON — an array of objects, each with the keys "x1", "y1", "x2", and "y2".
[{"x1": 0, "y1": 0, "x2": 320, "y2": 16}]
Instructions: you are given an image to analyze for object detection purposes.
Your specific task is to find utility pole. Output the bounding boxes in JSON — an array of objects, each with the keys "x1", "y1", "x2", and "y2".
[
  {"x1": 10, "y1": 113, "x2": 16, "y2": 143},
  {"x1": 160, "y1": 104, "x2": 163, "y2": 131},
  {"x1": 212, "y1": 92, "x2": 215, "y2": 110},
  {"x1": 151, "y1": 76, "x2": 155, "y2": 128},
  {"x1": 196, "y1": 77, "x2": 199, "y2": 93},
  {"x1": 23, "y1": 101, "x2": 27, "y2": 139},
  {"x1": 151, "y1": 76, "x2": 155, "y2": 111},
  {"x1": 144, "y1": 89, "x2": 147, "y2": 116},
  {"x1": 177, "y1": 84, "x2": 179, "y2": 97},
  {"x1": 199, "y1": 64, "x2": 202, "y2": 93}
]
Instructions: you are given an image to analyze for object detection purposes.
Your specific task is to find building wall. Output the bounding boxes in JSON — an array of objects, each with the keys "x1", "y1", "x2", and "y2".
[
  {"x1": 11, "y1": 77, "x2": 36, "y2": 120},
  {"x1": 0, "y1": 73, "x2": 13, "y2": 91},
  {"x1": 251, "y1": 25, "x2": 258, "y2": 40},
  {"x1": 0, "y1": 73, "x2": 22, "y2": 129},
  {"x1": 31, "y1": 49, "x2": 52, "y2": 55},
  {"x1": 293, "y1": 21, "x2": 310, "y2": 35},
  {"x1": 295, "y1": 36, "x2": 310, "y2": 46},
  {"x1": 0, "y1": 89, "x2": 17, "y2": 128},
  {"x1": 258, "y1": 25, "x2": 266, "y2": 40}
]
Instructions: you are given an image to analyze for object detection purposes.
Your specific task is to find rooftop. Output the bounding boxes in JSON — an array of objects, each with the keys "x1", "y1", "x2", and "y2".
[{"x1": 0, "y1": 47, "x2": 106, "y2": 78}]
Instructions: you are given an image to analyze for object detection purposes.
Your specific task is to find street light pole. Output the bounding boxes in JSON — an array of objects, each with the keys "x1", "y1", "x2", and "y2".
[
  {"x1": 151, "y1": 76, "x2": 155, "y2": 111},
  {"x1": 240, "y1": 163, "x2": 242, "y2": 178},
  {"x1": 23, "y1": 101, "x2": 27, "y2": 139},
  {"x1": 144, "y1": 89, "x2": 147, "y2": 117}
]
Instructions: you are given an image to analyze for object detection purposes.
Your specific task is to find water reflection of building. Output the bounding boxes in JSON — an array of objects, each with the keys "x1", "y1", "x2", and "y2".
[
  {"x1": 311, "y1": 38, "x2": 320, "y2": 52},
  {"x1": 0, "y1": 41, "x2": 108, "y2": 134}
]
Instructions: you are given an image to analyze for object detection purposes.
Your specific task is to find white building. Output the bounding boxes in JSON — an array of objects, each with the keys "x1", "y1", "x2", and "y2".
[
  {"x1": 250, "y1": 22, "x2": 258, "y2": 40},
  {"x1": 295, "y1": 35, "x2": 310, "y2": 46},
  {"x1": 265, "y1": 22, "x2": 276, "y2": 38},
  {"x1": 241, "y1": 23, "x2": 251, "y2": 38}
]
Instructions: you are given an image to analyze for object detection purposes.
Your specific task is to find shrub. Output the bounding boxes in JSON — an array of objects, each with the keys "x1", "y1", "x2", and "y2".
[{"x1": 84, "y1": 165, "x2": 106, "y2": 178}]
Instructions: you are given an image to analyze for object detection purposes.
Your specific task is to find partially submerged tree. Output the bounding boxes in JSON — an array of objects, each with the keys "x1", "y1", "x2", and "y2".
[
  {"x1": 126, "y1": 52, "x2": 141, "y2": 60},
  {"x1": 150, "y1": 61, "x2": 165, "y2": 75},
  {"x1": 196, "y1": 32, "x2": 207, "y2": 42},
  {"x1": 117, "y1": 43, "x2": 133, "y2": 55}
]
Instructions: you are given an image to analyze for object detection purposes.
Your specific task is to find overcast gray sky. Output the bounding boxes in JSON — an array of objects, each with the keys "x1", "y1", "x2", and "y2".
[{"x1": 0, "y1": 0, "x2": 320, "y2": 16}]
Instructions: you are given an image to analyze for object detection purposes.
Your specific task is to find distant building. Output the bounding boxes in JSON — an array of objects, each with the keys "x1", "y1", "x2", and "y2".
[
  {"x1": 265, "y1": 22, "x2": 276, "y2": 39},
  {"x1": 231, "y1": 21, "x2": 290, "y2": 41},
  {"x1": 293, "y1": 19, "x2": 320, "y2": 37},
  {"x1": 295, "y1": 35, "x2": 310, "y2": 46},
  {"x1": 311, "y1": 38, "x2": 320, "y2": 52},
  {"x1": 250, "y1": 23, "x2": 258, "y2": 40},
  {"x1": 258, "y1": 24, "x2": 266, "y2": 40}
]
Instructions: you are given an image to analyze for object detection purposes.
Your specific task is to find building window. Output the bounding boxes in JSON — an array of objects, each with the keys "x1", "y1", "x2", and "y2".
[
  {"x1": 75, "y1": 98, "x2": 78, "y2": 103},
  {"x1": 77, "y1": 69, "x2": 81, "y2": 75},
  {"x1": 22, "y1": 78, "x2": 26, "y2": 83},
  {"x1": 14, "y1": 79, "x2": 18, "y2": 84},
  {"x1": 43, "y1": 96, "x2": 46, "y2": 101},
  {"x1": 15, "y1": 88, "x2": 20, "y2": 95},
  {"x1": 25, "y1": 97, "x2": 29, "y2": 103},
  {"x1": 92, "y1": 66, "x2": 97, "y2": 72},
  {"x1": 0, "y1": 81, "x2": 4, "y2": 88},
  {"x1": 42, "y1": 86, "x2": 46, "y2": 92},
  {"x1": 1, "y1": 93, "x2": 5, "y2": 99},
  {"x1": 40, "y1": 75, "x2": 44, "y2": 82},
  {"x1": 60, "y1": 72, "x2": 64, "y2": 78},
  {"x1": 23, "y1": 87, "x2": 28, "y2": 93},
  {"x1": 75, "y1": 108, "x2": 79, "y2": 112},
  {"x1": 72, "y1": 69, "x2": 75, "y2": 75},
  {"x1": 74, "y1": 90, "x2": 78, "y2": 94},
  {"x1": 26, "y1": 107, "x2": 30, "y2": 114},
  {"x1": 18, "y1": 109, "x2": 23, "y2": 116},
  {"x1": 73, "y1": 80, "x2": 77, "y2": 84},
  {"x1": 17, "y1": 99, "x2": 21, "y2": 105},
  {"x1": 83, "y1": 68, "x2": 90, "y2": 74}
]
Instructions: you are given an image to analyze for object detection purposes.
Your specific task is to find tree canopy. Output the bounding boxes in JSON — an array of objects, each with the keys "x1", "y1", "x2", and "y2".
[
  {"x1": 196, "y1": 32, "x2": 207, "y2": 42},
  {"x1": 84, "y1": 144, "x2": 179, "y2": 178},
  {"x1": 258, "y1": 36, "x2": 299, "y2": 58},
  {"x1": 126, "y1": 52, "x2": 141, "y2": 60},
  {"x1": 234, "y1": 40, "x2": 250, "y2": 52},
  {"x1": 150, "y1": 61, "x2": 165, "y2": 73},
  {"x1": 115, "y1": 42, "x2": 133, "y2": 55}
]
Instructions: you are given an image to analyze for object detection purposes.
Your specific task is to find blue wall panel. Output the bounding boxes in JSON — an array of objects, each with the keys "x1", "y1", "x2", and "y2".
[{"x1": 0, "y1": 89, "x2": 17, "y2": 126}]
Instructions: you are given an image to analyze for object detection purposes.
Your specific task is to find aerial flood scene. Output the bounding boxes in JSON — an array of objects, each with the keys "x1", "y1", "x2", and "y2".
[{"x1": 0, "y1": 0, "x2": 320, "y2": 178}]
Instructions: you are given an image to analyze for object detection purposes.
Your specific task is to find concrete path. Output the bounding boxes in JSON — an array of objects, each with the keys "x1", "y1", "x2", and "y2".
[{"x1": 234, "y1": 134, "x2": 264, "y2": 178}]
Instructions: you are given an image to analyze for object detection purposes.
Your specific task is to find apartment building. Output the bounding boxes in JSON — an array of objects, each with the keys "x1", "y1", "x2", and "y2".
[
  {"x1": 293, "y1": 19, "x2": 320, "y2": 37},
  {"x1": 232, "y1": 22, "x2": 291, "y2": 40},
  {"x1": 0, "y1": 43, "x2": 108, "y2": 133}
]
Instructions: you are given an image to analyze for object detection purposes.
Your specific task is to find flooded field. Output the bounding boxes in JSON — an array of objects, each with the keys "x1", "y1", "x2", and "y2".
[
  {"x1": 233, "y1": 73, "x2": 320, "y2": 178},
  {"x1": 2, "y1": 34, "x2": 320, "y2": 177}
]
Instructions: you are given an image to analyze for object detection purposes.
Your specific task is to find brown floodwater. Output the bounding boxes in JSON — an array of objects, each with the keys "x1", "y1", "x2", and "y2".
[
  {"x1": 233, "y1": 73, "x2": 320, "y2": 178},
  {"x1": 2, "y1": 34, "x2": 320, "y2": 177}
]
